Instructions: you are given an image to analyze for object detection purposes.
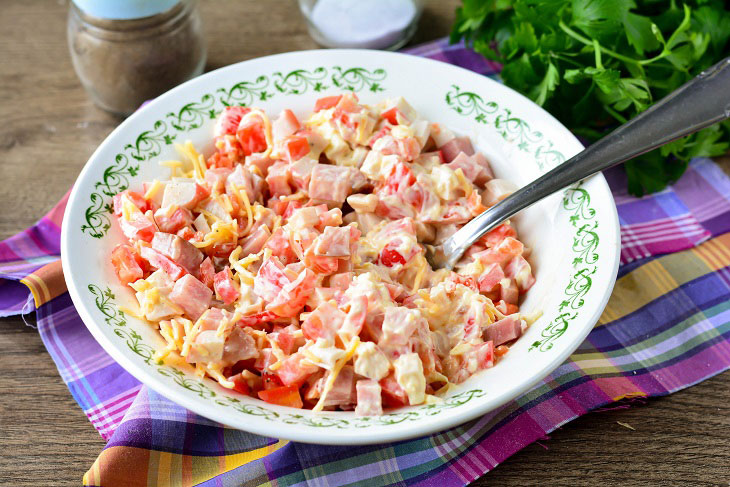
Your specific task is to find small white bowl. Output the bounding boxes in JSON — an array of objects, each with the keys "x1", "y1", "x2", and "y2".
[{"x1": 61, "y1": 49, "x2": 620, "y2": 445}]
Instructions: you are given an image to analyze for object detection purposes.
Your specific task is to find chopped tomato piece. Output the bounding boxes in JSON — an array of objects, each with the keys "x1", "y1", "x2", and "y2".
[
  {"x1": 262, "y1": 371, "x2": 284, "y2": 390},
  {"x1": 285, "y1": 136, "x2": 310, "y2": 162},
  {"x1": 112, "y1": 190, "x2": 148, "y2": 217},
  {"x1": 215, "y1": 106, "x2": 251, "y2": 137},
  {"x1": 236, "y1": 117, "x2": 268, "y2": 155},
  {"x1": 477, "y1": 341, "x2": 494, "y2": 369},
  {"x1": 380, "y1": 107, "x2": 400, "y2": 125},
  {"x1": 314, "y1": 95, "x2": 342, "y2": 112},
  {"x1": 111, "y1": 244, "x2": 144, "y2": 285},
  {"x1": 214, "y1": 266, "x2": 240, "y2": 305},
  {"x1": 382, "y1": 161, "x2": 416, "y2": 195},
  {"x1": 495, "y1": 345, "x2": 510, "y2": 357},
  {"x1": 258, "y1": 385, "x2": 304, "y2": 408},
  {"x1": 229, "y1": 373, "x2": 251, "y2": 395},
  {"x1": 495, "y1": 300, "x2": 519, "y2": 315},
  {"x1": 379, "y1": 373, "x2": 409, "y2": 407},
  {"x1": 379, "y1": 243, "x2": 407, "y2": 267},
  {"x1": 238, "y1": 311, "x2": 278, "y2": 329},
  {"x1": 479, "y1": 223, "x2": 517, "y2": 248}
]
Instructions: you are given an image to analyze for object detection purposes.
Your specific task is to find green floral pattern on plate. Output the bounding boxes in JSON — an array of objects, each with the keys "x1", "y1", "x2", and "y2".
[
  {"x1": 444, "y1": 86, "x2": 599, "y2": 352},
  {"x1": 82, "y1": 67, "x2": 602, "y2": 427},
  {"x1": 81, "y1": 66, "x2": 389, "y2": 239},
  {"x1": 87, "y1": 285, "x2": 485, "y2": 427}
]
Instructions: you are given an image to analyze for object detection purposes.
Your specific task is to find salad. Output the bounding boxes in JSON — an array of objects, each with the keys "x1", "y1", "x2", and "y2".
[{"x1": 110, "y1": 94, "x2": 535, "y2": 415}]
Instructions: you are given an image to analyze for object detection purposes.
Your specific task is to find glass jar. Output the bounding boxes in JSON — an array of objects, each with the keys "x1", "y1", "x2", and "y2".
[
  {"x1": 298, "y1": 0, "x2": 423, "y2": 50},
  {"x1": 67, "y1": 0, "x2": 206, "y2": 116}
]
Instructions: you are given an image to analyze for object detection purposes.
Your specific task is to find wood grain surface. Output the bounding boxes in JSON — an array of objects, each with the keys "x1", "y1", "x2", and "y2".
[{"x1": 0, "y1": 1, "x2": 728, "y2": 486}]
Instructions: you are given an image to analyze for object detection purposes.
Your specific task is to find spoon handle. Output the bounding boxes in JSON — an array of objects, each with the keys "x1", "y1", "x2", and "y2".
[{"x1": 439, "y1": 57, "x2": 730, "y2": 270}]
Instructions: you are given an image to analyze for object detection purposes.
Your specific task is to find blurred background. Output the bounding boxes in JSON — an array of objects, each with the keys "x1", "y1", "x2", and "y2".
[{"x1": 0, "y1": 0, "x2": 454, "y2": 243}]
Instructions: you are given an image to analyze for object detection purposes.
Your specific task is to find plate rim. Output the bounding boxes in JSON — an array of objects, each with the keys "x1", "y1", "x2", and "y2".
[{"x1": 61, "y1": 48, "x2": 620, "y2": 444}]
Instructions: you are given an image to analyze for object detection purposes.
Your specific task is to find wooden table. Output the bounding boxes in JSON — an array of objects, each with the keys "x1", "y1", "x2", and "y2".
[{"x1": 0, "y1": 1, "x2": 728, "y2": 485}]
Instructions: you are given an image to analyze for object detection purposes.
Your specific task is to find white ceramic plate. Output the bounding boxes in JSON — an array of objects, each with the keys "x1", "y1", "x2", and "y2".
[{"x1": 61, "y1": 49, "x2": 620, "y2": 445}]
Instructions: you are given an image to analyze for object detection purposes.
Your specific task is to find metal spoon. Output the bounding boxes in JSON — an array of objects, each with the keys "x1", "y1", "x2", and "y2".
[{"x1": 426, "y1": 57, "x2": 730, "y2": 271}]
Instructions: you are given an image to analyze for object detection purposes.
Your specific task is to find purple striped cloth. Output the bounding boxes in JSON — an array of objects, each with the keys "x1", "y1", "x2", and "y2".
[{"x1": 1, "y1": 39, "x2": 730, "y2": 486}]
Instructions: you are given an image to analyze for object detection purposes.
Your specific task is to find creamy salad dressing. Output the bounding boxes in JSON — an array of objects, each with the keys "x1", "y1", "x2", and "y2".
[{"x1": 109, "y1": 94, "x2": 535, "y2": 415}]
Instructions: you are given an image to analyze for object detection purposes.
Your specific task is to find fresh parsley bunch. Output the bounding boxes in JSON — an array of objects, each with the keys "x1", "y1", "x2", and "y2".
[{"x1": 451, "y1": 0, "x2": 730, "y2": 195}]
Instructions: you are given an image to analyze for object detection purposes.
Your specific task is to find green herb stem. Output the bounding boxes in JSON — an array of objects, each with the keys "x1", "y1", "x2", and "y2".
[{"x1": 558, "y1": 21, "x2": 669, "y2": 67}]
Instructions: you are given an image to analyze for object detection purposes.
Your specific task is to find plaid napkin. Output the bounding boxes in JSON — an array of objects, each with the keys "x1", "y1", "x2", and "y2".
[{"x1": 2, "y1": 39, "x2": 730, "y2": 486}]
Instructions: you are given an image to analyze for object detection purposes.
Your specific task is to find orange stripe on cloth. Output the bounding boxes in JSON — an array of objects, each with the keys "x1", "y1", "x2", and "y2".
[
  {"x1": 19, "y1": 260, "x2": 66, "y2": 307},
  {"x1": 84, "y1": 440, "x2": 288, "y2": 486},
  {"x1": 83, "y1": 446, "x2": 150, "y2": 487}
]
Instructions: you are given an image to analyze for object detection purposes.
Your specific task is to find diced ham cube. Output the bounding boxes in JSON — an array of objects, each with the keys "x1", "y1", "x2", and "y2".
[
  {"x1": 322, "y1": 365, "x2": 357, "y2": 407},
  {"x1": 262, "y1": 227, "x2": 298, "y2": 265},
  {"x1": 198, "y1": 307, "x2": 234, "y2": 331},
  {"x1": 483, "y1": 315, "x2": 523, "y2": 347},
  {"x1": 372, "y1": 135, "x2": 421, "y2": 162},
  {"x1": 471, "y1": 152, "x2": 494, "y2": 184},
  {"x1": 226, "y1": 164, "x2": 264, "y2": 204},
  {"x1": 119, "y1": 211, "x2": 158, "y2": 243},
  {"x1": 477, "y1": 263, "x2": 505, "y2": 293},
  {"x1": 272, "y1": 109, "x2": 301, "y2": 141},
  {"x1": 379, "y1": 307, "x2": 423, "y2": 360},
  {"x1": 355, "y1": 380, "x2": 383, "y2": 416},
  {"x1": 308, "y1": 164, "x2": 364, "y2": 203},
  {"x1": 431, "y1": 123, "x2": 455, "y2": 147},
  {"x1": 245, "y1": 153, "x2": 275, "y2": 175},
  {"x1": 313, "y1": 226, "x2": 351, "y2": 257},
  {"x1": 185, "y1": 330, "x2": 224, "y2": 363},
  {"x1": 161, "y1": 181, "x2": 210, "y2": 210},
  {"x1": 290, "y1": 157, "x2": 318, "y2": 191},
  {"x1": 265, "y1": 161, "x2": 292, "y2": 197},
  {"x1": 328, "y1": 272, "x2": 352, "y2": 291},
  {"x1": 151, "y1": 232, "x2": 204, "y2": 274},
  {"x1": 439, "y1": 136, "x2": 474, "y2": 163},
  {"x1": 140, "y1": 246, "x2": 186, "y2": 280},
  {"x1": 276, "y1": 352, "x2": 319, "y2": 386},
  {"x1": 222, "y1": 327, "x2": 258, "y2": 365},
  {"x1": 338, "y1": 295, "x2": 367, "y2": 342},
  {"x1": 447, "y1": 151, "x2": 486, "y2": 184},
  {"x1": 199, "y1": 257, "x2": 215, "y2": 289},
  {"x1": 302, "y1": 301, "x2": 346, "y2": 342},
  {"x1": 303, "y1": 248, "x2": 340, "y2": 275},
  {"x1": 475, "y1": 237, "x2": 524, "y2": 267},
  {"x1": 169, "y1": 274, "x2": 213, "y2": 321},
  {"x1": 154, "y1": 207, "x2": 193, "y2": 234},
  {"x1": 204, "y1": 167, "x2": 233, "y2": 193},
  {"x1": 214, "y1": 266, "x2": 240, "y2": 305},
  {"x1": 504, "y1": 255, "x2": 536, "y2": 292},
  {"x1": 266, "y1": 268, "x2": 316, "y2": 317},
  {"x1": 239, "y1": 224, "x2": 271, "y2": 256},
  {"x1": 500, "y1": 278, "x2": 519, "y2": 305},
  {"x1": 482, "y1": 179, "x2": 518, "y2": 206},
  {"x1": 254, "y1": 257, "x2": 290, "y2": 302}
]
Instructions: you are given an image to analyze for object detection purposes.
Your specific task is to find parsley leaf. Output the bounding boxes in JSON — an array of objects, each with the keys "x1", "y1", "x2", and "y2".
[{"x1": 452, "y1": 0, "x2": 730, "y2": 195}]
